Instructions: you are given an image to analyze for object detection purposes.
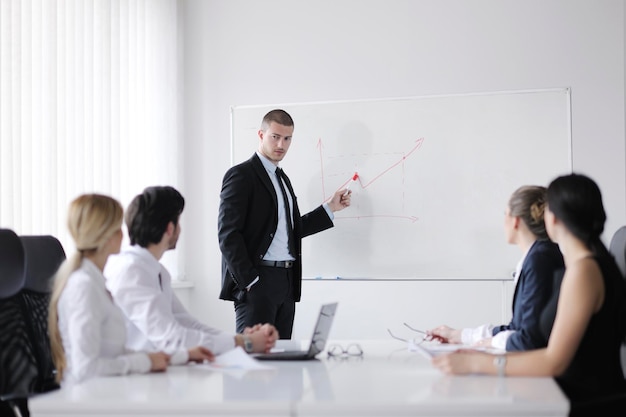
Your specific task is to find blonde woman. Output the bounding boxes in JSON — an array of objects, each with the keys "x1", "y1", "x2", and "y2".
[{"x1": 49, "y1": 194, "x2": 212, "y2": 385}]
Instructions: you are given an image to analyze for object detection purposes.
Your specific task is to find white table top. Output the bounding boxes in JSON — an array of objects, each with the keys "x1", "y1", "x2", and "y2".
[{"x1": 29, "y1": 340, "x2": 569, "y2": 417}]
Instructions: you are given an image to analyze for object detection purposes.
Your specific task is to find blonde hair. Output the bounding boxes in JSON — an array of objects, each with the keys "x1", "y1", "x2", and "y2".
[{"x1": 48, "y1": 194, "x2": 123, "y2": 383}]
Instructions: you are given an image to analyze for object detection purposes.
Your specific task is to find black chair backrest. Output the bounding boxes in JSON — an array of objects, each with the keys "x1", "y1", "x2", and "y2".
[
  {"x1": 608, "y1": 226, "x2": 626, "y2": 387},
  {"x1": 1, "y1": 231, "x2": 66, "y2": 417},
  {"x1": 0, "y1": 229, "x2": 26, "y2": 298},
  {"x1": 19, "y1": 235, "x2": 66, "y2": 393},
  {"x1": 20, "y1": 236, "x2": 66, "y2": 293},
  {"x1": 0, "y1": 229, "x2": 38, "y2": 400},
  {"x1": 609, "y1": 226, "x2": 626, "y2": 279}
]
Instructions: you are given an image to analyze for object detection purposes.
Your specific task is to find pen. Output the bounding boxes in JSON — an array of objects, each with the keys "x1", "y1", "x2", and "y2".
[
  {"x1": 344, "y1": 172, "x2": 359, "y2": 196},
  {"x1": 403, "y1": 322, "x2": 427, "y2": 335}
]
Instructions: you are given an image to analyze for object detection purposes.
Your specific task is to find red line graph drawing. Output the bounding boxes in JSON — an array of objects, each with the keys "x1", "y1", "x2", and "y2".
[{"x1": 315, "y1": 137, "x2": 425, "y2": 223}]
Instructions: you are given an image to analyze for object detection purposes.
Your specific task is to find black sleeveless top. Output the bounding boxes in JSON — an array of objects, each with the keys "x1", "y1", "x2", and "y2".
[{"x1": 540, "y1": 255, "x2": 626, "y2": 403}]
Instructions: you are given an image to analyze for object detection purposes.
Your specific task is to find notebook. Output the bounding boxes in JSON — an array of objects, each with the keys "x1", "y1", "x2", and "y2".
[{"x1": 252, "y1": 302, "x2": 338, "y2": 361}]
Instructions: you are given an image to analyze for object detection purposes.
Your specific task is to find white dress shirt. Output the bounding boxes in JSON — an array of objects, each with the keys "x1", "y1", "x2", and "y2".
[
  {"x1": 256, "y1": 151, "x2": 334, "y2": 262},
  {"x1": 104, "y1": 246, "x2": 235, "y2": 356},
  {"x1": 257, "y1": 151, "x2": 295, "y2": 262},
  {"x1": 58, "y1": 258, "x2": 151, "y2": 385}
]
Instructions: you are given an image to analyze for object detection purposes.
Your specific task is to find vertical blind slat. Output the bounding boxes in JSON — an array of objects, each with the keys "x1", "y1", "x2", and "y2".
[{"x1": 0, "y1": 0, "x2": 179, "y2": 265}]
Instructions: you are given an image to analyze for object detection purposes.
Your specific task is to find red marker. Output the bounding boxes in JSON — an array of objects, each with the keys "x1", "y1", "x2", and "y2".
[{"x1": 344, "y1": 172, "x2": 359, "y2": 195}]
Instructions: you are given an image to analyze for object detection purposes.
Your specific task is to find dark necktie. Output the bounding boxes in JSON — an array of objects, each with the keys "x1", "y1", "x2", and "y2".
[{"x1": 275, "y1": 167, "x2": 296, "y2": 257}]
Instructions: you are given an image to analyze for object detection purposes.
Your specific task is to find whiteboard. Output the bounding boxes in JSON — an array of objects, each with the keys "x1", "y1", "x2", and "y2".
[{"x1": 230, "y1": 89, "x2": 572, "y2": 280}]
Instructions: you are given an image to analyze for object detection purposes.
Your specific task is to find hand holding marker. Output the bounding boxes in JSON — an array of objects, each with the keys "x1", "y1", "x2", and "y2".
[{"x1": 344, "y1": 172, "x2": 359, "y2": 195}]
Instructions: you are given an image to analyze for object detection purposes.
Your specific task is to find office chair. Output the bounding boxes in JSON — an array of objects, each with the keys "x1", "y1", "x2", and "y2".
[
  {"x1": 591, "y1": 225, "x2": 626, "y2": 414},
  {"x1": 608, "y1": 225, "x2": 626, "y2": 350},
  {"x1": 19, "y1": 236, "x2": 66, "y2": 393},
  {"x1": 1, "y1": 233, "x2": 66, "y2": 417},
  {"x1": 0, "y1": 229, "x2": 35, "y2": 417},
  {"x1": 609, "y1": 225, "x2": 626, "y2": 279}
]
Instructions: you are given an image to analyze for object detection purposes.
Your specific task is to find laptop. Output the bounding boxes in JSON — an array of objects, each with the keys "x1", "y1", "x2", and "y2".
[{"x1": 252, "y1": 302, "x2": 338, "y2": 361}]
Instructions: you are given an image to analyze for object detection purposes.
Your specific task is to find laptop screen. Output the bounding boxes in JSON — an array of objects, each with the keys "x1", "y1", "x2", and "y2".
[{"x1": 307, "y1": 302, "x2": 338, "y2": 355}]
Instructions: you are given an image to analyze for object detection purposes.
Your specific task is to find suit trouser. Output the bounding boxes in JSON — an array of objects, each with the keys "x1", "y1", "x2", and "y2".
[{"x1": 234, "y1": 265, "x2": 295, "y2": 339}]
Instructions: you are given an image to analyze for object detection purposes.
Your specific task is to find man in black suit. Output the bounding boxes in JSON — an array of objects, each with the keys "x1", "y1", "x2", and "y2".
[{"x1": 218, "y1": 109, "x2": 351, "y2": 338}]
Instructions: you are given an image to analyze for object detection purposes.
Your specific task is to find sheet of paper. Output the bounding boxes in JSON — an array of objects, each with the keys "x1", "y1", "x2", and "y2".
[
  {"x1": 198, "y1": 346, "x2": 276, "y2": 372},
  {"x1": 408, "y1": 341, "x2": 502, "y2": 358}
]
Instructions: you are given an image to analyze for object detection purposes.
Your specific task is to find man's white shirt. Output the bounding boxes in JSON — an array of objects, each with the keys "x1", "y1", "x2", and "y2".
[{"x1": 105, "y1": 246, "x2": 235, "y2": 357}]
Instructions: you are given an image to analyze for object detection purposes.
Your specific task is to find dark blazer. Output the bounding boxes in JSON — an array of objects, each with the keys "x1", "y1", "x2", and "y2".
[
  {"x1": 218, "y1": 154, "x2": 334, "y2": 302},
  {"x1": 492, "y1": 239, "x2": 564, "y2": 351}
]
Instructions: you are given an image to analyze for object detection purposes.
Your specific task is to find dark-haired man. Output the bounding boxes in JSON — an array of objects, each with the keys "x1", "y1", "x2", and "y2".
[
  {"x1": 218, "y1": 109, "x2": 351, "y2": 338},
  {"x1": 105, "y1": 186, "x2": 278, "y2": 360}
]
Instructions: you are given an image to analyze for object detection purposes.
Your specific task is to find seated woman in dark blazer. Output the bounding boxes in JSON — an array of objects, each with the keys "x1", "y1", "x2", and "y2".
[{"x1": 428, "y1": 185, "x2": 564, "y2": 351}]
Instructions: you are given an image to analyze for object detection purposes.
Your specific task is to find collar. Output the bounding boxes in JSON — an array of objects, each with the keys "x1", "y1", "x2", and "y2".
[
  {"x1": 515, "y1": 240, "x2": 539, "y2": 283},
  {"x1": 256, "y1": 151, "x2": 280, "y2": 176},
  {"x1": 81, "y1": 258, "x2": 106, "y2": 287},
  {"x1": 122, "y1": 245, "x2": 162, "y2": 277}
]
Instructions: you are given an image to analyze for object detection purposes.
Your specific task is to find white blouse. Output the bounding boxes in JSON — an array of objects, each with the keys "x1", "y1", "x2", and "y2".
[{"x1": 58, "y1": 258, "x2": 151, "y2": 385}]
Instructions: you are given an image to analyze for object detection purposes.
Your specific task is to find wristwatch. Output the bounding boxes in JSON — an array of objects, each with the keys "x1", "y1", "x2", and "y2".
[
  {"x1": 243, "y1": 335, "x2": 253, "y2": 353},
  {"x1": 494, "y1": 355, "x2": 507, "y2": 377}
]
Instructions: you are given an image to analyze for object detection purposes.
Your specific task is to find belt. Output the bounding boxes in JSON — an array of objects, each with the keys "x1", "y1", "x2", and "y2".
[{"x1": 257, "y1": 260, "x2": 295, "y2": 268}]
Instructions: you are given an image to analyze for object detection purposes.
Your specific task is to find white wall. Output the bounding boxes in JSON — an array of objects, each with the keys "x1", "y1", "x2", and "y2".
[{"x1": 179, "y1": 0, "x2": 626, "y2": 339}]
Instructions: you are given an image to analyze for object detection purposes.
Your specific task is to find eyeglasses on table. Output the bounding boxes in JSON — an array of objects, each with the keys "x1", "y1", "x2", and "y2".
[{"x1": 326, "y1": 343, "x2": 363, "y2": 357}]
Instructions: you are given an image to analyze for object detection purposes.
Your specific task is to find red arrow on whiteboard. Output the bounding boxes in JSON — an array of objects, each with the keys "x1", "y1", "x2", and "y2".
[{"x1": 322, "y1": 137, "x2": 425, "y2": 194}]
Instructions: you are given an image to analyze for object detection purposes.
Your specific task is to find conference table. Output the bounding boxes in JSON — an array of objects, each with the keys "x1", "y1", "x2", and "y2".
[{"x1": 29, "y1": 340, "x2": 569, "y2": 417}]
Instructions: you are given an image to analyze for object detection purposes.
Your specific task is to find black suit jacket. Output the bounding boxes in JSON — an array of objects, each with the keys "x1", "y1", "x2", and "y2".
[{"x1": 218, "y1": 154, "x2": 334, "y2": 302}]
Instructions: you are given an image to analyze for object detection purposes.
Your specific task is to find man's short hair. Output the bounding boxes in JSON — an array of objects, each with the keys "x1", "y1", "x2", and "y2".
[
  {"x1": 126, "y1": 186, "x2": 185, "y2": 247},
  {"x1": 261, "y1": 109, "x2": 294, "y2": 131}
]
